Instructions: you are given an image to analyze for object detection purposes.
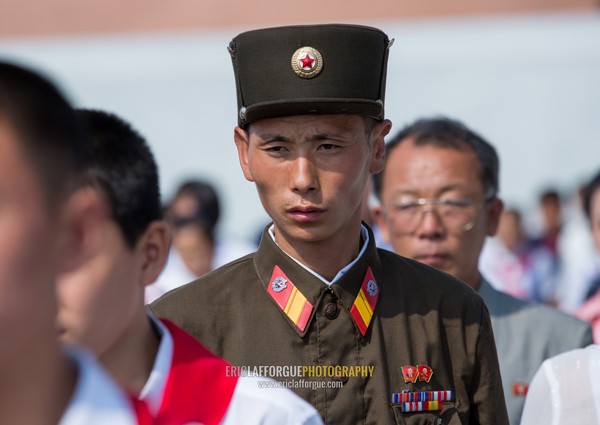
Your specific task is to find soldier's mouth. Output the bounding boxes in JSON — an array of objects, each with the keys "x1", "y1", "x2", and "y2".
[{"x1": 287, "y1": 206, "x2": 326, "y2": 222}]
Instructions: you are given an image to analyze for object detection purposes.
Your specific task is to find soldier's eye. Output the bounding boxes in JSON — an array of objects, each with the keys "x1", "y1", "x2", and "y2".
[{"x1": 319, "y1": 144, "x2": 338, "y2": 151}]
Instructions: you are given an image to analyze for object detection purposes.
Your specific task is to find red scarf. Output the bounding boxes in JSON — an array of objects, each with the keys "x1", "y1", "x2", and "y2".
[{"x1": 154, "y1": 319, "x2": 239, "y2": 425}]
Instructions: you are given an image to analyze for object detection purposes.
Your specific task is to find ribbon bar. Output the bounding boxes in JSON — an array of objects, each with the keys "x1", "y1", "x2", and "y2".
[{"x1": 392, "y1": 390, "x2": 453, "y2": 404}]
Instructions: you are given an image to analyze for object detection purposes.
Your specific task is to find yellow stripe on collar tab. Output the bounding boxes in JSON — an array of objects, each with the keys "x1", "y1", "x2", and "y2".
[
  {"x1": 267, "y1": 266, "x2": 313, "y2": 332},
  {"x1": 349, "y1": 267, "x2": 379, "y2": 336}
]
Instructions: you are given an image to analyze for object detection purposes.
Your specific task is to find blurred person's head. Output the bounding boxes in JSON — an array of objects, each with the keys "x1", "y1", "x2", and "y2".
[
  {"x1": 172, "y1": 218, "x2": 215, "y2": 278},
  {"x1": 0, "y1": 62, "x2": 90, "y2": 369},
  {"x1": 583, "y1": 170, "x2": 600, "y2": 251},
  {"x1": 56, "y1": 109, "x2": 168, "y2": 364},
  {"x1": 166, "y1": 180, "x2": 220, "y2": 230},
  {"x1": 497, "y1": 208, "x2": 524, "y2": 252},
  {"x1": 373, "y1": 117, "x2": 503, "y2": 289},
  {"x1": 539, "y1": 189, "x2": 562, "y2": 236}
]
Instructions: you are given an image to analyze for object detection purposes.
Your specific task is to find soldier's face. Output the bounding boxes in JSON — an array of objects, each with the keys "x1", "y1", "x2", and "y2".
[
  {"x1": 235, "y1": 114, "x2": 389, "y2": 253},
  {"x1": 590, "y1": 188, "x2": 600, "y2": 252},
  {"x1": 375, "y1": 140, "x2": 502, "y2": 289},
  {"x1": 0, "y1": 120, "x2": 65, "y2": 368}
]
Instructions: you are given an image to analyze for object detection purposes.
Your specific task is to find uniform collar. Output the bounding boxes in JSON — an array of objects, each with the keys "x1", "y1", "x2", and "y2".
[
  {"x1": 267, "y1": 224, "x2": 371, "y2": 285},
  {"x1": 254, "y1": 222, "x2": 382, "y2": 338}
]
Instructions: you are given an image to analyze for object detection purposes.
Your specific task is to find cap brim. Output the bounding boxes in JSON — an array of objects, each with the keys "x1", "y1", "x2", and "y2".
[{"x1": 241, "y1": 98, "x2": 384, "y2": 126}]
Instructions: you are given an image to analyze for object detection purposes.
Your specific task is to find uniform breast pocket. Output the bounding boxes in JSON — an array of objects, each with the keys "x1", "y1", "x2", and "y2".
[{"x1": 391, "y1": 403, "x2": 460, "y2": 425}]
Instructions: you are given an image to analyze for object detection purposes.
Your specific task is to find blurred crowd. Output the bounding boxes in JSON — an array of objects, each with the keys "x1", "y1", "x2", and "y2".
[{"x1": 478, "y1": 184, "x2": 600, "y2": 338}]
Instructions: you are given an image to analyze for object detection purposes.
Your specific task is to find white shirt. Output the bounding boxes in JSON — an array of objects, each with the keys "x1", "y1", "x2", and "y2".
[
  {"x1": 142, "y1": 314, "x2": 323, "y2": 425},
  {"x1": 60, "y1": 349, "x2": 138, "y2": 425},
  {"x1": 139, "y1": 316, "x2": 173, "y2": 416},
  {"x1": 521, "y1": 344, "x2": 600, "y2": 425},
  {"x1": 221, "y1": 375, "x2": 323, "y2": 425}
]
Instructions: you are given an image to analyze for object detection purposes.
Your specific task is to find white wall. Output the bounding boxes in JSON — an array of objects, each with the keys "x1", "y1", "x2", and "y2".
[{"x1": 1, "y1": 12, "x2": 598, "y2": 241}]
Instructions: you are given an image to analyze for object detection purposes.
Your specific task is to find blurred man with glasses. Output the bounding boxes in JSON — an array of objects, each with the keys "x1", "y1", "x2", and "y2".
[{"x1": 373, "y1": 116, "x2": 592, "y2": 425}]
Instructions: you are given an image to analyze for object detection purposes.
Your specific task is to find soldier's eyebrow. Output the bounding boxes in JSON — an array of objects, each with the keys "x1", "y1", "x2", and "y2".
[
  {"x1": 307, "y1": 130, "x2": 352, "y2": 142},
  {"x1": 308, "y1": 133, "x2": 335, "y2": 141},
  {"x1": 260, "y1": 134, "x2": 291, "y2": 143}
]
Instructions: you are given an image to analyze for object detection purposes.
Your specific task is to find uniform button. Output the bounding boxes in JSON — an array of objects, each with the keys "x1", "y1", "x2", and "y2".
[
  {"x1": 338, "y1": 375, "x2": 349, "y2": 384},
  {"x1": 324, "y1": 302, "x2": 340, "y2": 320}
]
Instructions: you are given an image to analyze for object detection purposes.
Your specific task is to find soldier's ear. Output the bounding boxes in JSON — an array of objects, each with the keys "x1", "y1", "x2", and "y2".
[
  {"x1": 369, "y1": 119, "x2": 391, "y2": 174},
  {"x1": 234, "y1": 126, "x2": 254, "y2": 182}
]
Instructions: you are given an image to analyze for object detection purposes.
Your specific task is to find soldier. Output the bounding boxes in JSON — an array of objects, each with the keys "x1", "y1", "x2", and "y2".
[
  {"x1": 150, "y1": 25, "x2": 508, "y2": 424},
  {"x1": 372, "y1": 116, "x2": 592, "y2": 424}
]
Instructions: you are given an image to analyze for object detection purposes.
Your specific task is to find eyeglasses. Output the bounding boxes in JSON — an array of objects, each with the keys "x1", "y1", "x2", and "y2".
[{"x1": 383, "y1": 193, "x2": 494, "y2": 234}]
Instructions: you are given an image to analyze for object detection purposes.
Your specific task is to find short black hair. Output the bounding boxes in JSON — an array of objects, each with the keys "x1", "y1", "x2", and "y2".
[
  {"x1": 0, "y1": 62, "x2": 84, "y2": 205},
  {"x1": 583, "y1": 170, "x2": 600, "y2": 220},
  {"x1": 373, "y1": 116, "x2": 499, "y2": 201},
  {"x1": 77, "y1": 109, "x2": 162, "y2": 249},
  {"x1": 169, "y1": 180, "x2": 221, "y2": 230}
]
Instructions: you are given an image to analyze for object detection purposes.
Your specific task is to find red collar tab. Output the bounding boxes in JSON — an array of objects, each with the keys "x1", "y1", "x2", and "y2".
[
  {"x1": 349, "y1": 267, "x2": 379, "y2": 336},
  {"x1": 267, "y1": 266, "x2": 314, "y2": 332}
]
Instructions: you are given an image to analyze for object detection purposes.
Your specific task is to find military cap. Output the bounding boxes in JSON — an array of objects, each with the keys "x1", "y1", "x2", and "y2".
[{"x1": 228, "y1": 24, "x2": 392, "y2": 127}]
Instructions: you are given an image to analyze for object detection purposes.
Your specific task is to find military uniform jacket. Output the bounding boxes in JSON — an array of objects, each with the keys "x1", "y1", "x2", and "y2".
[{"x1": 150, "y1": 225, "x2": 508, "y2": 425}]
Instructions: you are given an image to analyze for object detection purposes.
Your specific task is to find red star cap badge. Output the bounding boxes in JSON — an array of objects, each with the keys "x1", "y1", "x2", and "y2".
[
  {"x1": 291, "y1": 46, "x2": 323, "y2": 79},
  {"x1": 300, "y1": 54, "x2": 315, "y2": 70}
]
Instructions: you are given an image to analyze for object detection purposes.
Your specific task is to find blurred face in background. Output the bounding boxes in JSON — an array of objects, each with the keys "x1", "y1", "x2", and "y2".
[
  {"x1": 56, "y1": 188, "x2": 142, "y2": 357},
  {"x1": 168, "y1": 193, "x2": 198, "y2": 221},
  {"x1": 590, "y1": 188, "x2": 600, "y2": 251},
  {"x1": 540, "y1": 195, "x2": 562, "y2": 235},
  {"x1": 56, "y1": 187, "x2": 167, "y2": 359},
  {"x1": 375, "y1": 139, "x2": 502, "y2": 289},
  {"x1": 496, "y1": 210, "x2": 524, "y2": 252},
  {"x1": 173, "y1": 221, "x2": 215, "y2": 278}
]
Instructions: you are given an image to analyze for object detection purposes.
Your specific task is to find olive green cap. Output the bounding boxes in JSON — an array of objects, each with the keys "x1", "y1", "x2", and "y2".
[{"x1": 228, "y1": 24, "x2": 393, "y2": 127}]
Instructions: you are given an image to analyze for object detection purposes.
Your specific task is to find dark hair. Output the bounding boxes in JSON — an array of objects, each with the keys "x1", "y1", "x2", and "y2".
[
  {"x1": 373, "y1": 116, "x2": 499, "y2": 200},
  {"x1": 172, "y1": 216, "x2": 216, "y2": 246},
  {"x1": 539, "y1": 189, "x2": 561, "y2": 205},
  {"x1": 169, "y1": 180, "x2": 221, "y2": 230},
  {"x1": 77, "y1": 109, "x2": 162, "y2": 249},
  {"x1": 0, "y1": 62, "x2": 84, "y2": 205},
  {"x1": 583, "y1": 170, "x2": 600, "y2": 220}
]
